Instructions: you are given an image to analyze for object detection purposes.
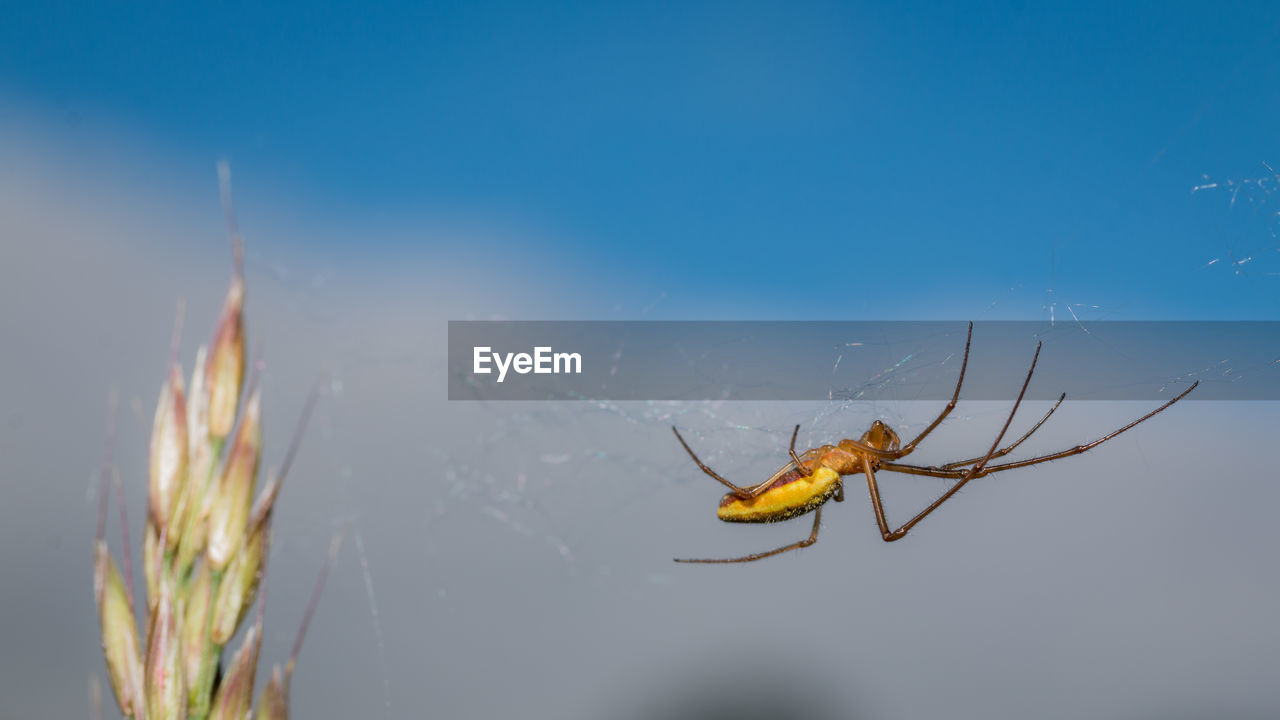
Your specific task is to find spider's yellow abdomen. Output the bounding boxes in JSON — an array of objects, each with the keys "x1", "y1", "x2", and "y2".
[{"x1": 717, "y1": 467, "x2": 841, "y2": 524}]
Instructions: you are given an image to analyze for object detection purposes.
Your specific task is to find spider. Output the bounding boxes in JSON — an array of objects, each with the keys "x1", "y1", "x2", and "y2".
[{"x1": 671, "y1": 322, "x2": 1199, "y2": 563}]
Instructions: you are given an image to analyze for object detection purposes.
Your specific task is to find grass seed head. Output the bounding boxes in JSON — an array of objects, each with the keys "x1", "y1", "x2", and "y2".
[
  {"x1": 171, "y1": 346, "x2": 214, "y2": 572},
  {"x1": 207, "y1": 386, "x2": 261, "y2": 571},
  {"x1": 187, "y1": 346, "x2": 209, "y2": 450},
  {"x1": 255, "y1": 666, "x2": 289, "y2": 720},
  {"x1": 95, "y1": 542, "x2": 145, "y2": 719},
  {"x1": 143, "y1": 522, "x2": 162, "y2": 608},
  {"x1": 205, "y1": 275, "x2": 245, "y2": 441},
  {"x1": 95, "y1": 169, "x2": 335, "y2": 719},
  {"x1": 144, "y1": 570, "x2": 186, "y2": 720},
  {"x1": 149, "y1": 364, "x2": 189, "y2": 537},
  {"x1": 180, "y1": 562, "x2": 214, "y2": 704},
  {"x1": 208, "y1": 621, "x2": 262, "y2": 720},
  {"x1": 211, "y1": 514, "x2": 268, "y2": 645},
  {"x1": 173, "y1": 447, "x2": 215, "y2": 577}
]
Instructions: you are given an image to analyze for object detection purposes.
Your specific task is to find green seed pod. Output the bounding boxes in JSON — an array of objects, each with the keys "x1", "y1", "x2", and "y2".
[
  {"x1": 173, "y1": 447, "x2": 214, "y2": 579},
  {"x1": 211, "y1": 515, "x2": 267, "y2": 645},
  {"x1": 207, "y1": 388, "x2": 260, "y2": 571},
  {"x1": 168, "y1": 347, "x2": 212, "y2": 574},
  {"x1": 205, "y1": 276, "x2": 245, "y2": 441},
  {"x1": 255, "y1": 666, "x2": 289, "y2": 720},
  {"x1": 149, "y1": 364, "x2": 189, "y2": 538},
  {"x1": 143, "y1": 522, "x2": 162, "y2": 608},
  {"x1": 144, "y1": 571, "x2": 187, "y2": 720},
  {"x1": 187, "y1": 346, "x2": 209, "y2": 451},
  {"x1": 180, "y1": 562, "x2": 214, "y2": 705},
  {"x1": 94, "y1": 542, "x2": 145, "y2": 719},
  {"x1": 208, "y1": 622, "x2": 261, "y2": 720}
]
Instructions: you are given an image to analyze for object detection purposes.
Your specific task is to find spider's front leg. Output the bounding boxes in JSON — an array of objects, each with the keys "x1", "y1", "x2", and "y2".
[
  {"x1": 889, "y1": 321, "x2": 974, "y2": 459},
  {"x1": 863, "y1": 342, "x2": 1043, "y2": 542},
  {"x1": 860, "y1": 457, "x2": 904, "y2": 542}
]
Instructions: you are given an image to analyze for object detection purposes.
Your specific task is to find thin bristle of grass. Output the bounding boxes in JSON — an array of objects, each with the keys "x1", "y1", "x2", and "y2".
[
  {"x1": 289, "y1": 532, "x2": 344, "y2": 679},
  {"x1": 90, "y1": 674, "x2": 104, "y2": 720}
]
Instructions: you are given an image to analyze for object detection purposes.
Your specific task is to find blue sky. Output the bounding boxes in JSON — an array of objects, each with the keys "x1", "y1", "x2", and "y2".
[{"x1": 3, "y1": 1, "x2": 1279, "y2": 318}]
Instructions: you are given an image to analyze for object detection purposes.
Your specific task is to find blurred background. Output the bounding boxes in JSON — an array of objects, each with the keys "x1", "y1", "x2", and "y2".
[{"x1": 2, "y1": 2, "x2": 1279, "y2": 718}]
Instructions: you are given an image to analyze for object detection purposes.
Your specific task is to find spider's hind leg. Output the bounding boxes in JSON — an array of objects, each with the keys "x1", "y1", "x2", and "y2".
[
  {"x1": 674, "y1": 507, "x2": 824, "y2": 564},
  {"x1": 673, "y1": 426, "x2": 759, "y2": 498}
]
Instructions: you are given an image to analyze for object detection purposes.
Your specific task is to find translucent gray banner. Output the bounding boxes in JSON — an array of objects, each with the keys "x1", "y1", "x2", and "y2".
[{"x1": 447, "y1": 321, "x2": 1278, "y2": 401}]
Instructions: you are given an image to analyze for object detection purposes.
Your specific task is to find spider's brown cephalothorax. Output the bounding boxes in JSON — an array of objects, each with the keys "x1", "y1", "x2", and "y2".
[
  {"x1": 671, "y1": 322, "x2": 1199, "y2": 563},
  {"x1": 853, "y1": 420, "x2": 900, "y2": 455}
]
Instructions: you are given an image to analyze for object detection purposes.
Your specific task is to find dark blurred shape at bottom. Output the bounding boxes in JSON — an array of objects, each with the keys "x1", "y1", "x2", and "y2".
[{"x1": 615, "y1": 652, "x2": 854, "y2": 720}]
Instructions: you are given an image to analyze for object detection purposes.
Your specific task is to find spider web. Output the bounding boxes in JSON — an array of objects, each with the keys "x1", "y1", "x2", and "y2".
[{"x1": 1193, "y1": 163, "x2": 1280, "y2": 277}]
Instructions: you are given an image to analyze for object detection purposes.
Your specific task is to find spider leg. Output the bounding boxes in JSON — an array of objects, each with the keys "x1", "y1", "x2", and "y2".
[
  {"x1": 881, "y1": 381, "x2": 1199, "y2": 479},
  {"x1": 891, "y1": 322, "x2": 973, "y2": 459},
  {"x1": 788, "y1": 424, "x2": 808, "y2": 474},
  {"x1": 673, "y1": 506, "x2": 824, "y2": 563},
  {"x1": 880, "y1": 381, "x2": 1198, "y2": 476},
  {"x1": 672, "y1": 426, "x2": 758, "y2": 497},
  {"x1": 873, "y1": 342, "x2": 1042, "y2": 541},
  {"x1": 860, "y1": 456, "x2": 898, "y2": 540},
  {"x1": 937, "y1": 392, "x2": 1065, "y2": 470},
  {"x1": 876, "y1": 463, "x2": 972, "y2": 479},
  {"x1": 673, "y1": 426, "x2": 784, "y2": 498}
]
